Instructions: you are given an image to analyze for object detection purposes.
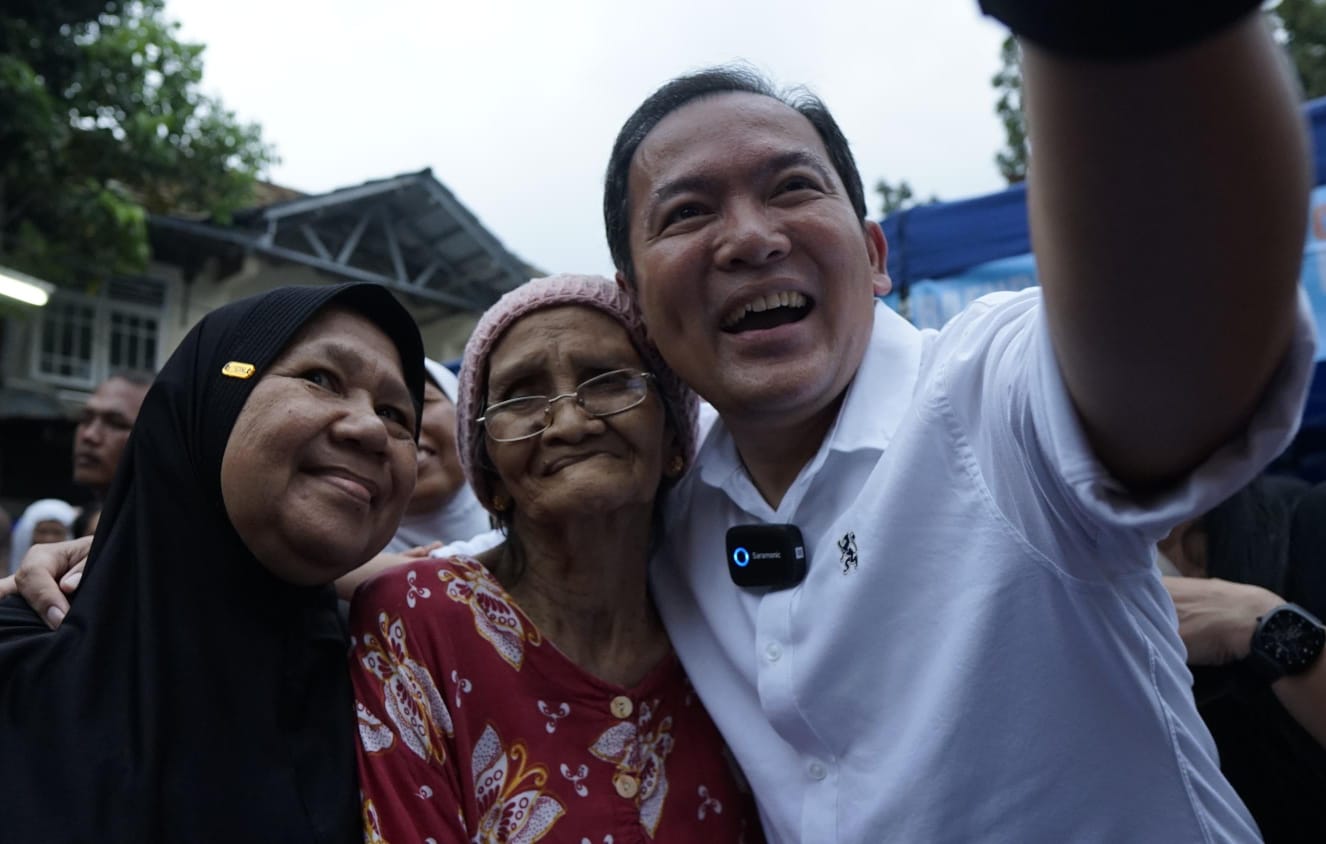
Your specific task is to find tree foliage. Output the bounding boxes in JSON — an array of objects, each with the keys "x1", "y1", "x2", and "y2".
[
  {"x1": 1269, "y1": 0, "x2": 1326, "y2": 99},
  {"x1": 0, "y1": 0, "x2": 275, "y2": 286},
  {"x1": 992, "y1": 5, "x2": 1326, "y2": 185},
  {"x1": 991, "y1": 35, "x2": 1027, "y2": 185},
  {"x1": 875, "y1": 178, "x2": 938, "y2": 217}
]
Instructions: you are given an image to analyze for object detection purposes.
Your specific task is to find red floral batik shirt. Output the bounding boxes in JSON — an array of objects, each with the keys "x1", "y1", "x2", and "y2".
[{"x1": 349, "y1": 556, "x2": 763, "y2": 844}]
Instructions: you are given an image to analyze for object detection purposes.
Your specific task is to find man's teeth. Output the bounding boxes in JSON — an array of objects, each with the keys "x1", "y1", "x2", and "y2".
[{"x1": 721, "y1": 291, "x2": 808, "y2": 328}]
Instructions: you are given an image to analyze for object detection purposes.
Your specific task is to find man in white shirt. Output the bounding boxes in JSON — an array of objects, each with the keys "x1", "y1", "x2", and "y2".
[{"x1": 600, "y1": 4, "x2": 1316, "y2": 841}]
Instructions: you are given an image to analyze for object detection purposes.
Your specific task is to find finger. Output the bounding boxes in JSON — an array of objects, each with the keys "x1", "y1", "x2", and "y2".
[
  {"x1": 0, "y1": 574, "x2": 16, "y2": 600},
  {"x1": 15, "y1": 566, "x2": 70, "y2": 630},
  {"x1": 60, "y1": 560, "x2": 88, "y2": 593},
  {"x1": 15, "y1": 535, "x2": 90, "y2": 630}
]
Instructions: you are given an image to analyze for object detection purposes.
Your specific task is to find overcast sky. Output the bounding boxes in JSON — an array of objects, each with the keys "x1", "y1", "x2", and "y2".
[{"x1": 166, "y1": 0, "x2": 1011, "y2": 277}]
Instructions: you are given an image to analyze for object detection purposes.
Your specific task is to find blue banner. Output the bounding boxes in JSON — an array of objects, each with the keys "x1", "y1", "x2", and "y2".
[
  {"x1": 903, "y1": 254, "x2": 1039, "y2": 331},
  {"x1": 1299, "y1": 185, "x2": 1326, "y2": 363}
]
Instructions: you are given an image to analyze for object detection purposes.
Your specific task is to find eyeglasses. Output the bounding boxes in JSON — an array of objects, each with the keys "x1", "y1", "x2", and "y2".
[{"x1": 479, "y1": 369, "x2": 656, "y2": 443}]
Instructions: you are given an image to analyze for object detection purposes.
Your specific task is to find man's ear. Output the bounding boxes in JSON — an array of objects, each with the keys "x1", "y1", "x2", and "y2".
[{"x1": 863, "y1": 220, "x2": 893, "y2": 297}]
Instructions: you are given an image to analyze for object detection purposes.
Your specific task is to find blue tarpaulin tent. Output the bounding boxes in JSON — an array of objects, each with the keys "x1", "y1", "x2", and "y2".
[{"x1": 877, "y1": 96, "x2": 1326, "y2": 433}]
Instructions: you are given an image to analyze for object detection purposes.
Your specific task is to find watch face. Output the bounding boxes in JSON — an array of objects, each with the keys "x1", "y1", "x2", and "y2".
[{"x1": 1259, "y1": 609, "x2": 1326, "y2": 674}]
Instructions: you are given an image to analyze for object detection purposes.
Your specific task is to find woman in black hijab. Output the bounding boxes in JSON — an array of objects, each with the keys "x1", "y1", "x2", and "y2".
[{"x1": 0, "y1": 282, "x2": 424, "y2": 844}]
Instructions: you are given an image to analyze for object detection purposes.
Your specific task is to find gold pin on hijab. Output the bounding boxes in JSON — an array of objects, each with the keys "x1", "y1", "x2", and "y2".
[{"x1": 221, "y1": 361, "x2": 256, "y2": 379}]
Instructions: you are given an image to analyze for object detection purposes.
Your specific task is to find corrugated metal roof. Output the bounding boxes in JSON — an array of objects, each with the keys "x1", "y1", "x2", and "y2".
[{"x1": 150, "y1": 169, "x2": 535, "y2": 313}]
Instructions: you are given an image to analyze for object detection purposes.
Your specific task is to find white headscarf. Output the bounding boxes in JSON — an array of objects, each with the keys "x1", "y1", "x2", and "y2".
[
  {"x1": 8, "y1": 498, "x2": 77, "y2": 575},
  {"x1": 386, "y1": 359, "x2": 490, "y2": 552}
]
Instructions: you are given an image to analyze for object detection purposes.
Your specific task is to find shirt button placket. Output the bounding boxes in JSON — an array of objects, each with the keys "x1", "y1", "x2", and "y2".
[
  {"x1": 608, "y1": 695, "x2": 640, "y2": 799},
  {"x1": 610, "y1": 695, "x2": 633, "y2": 719},
  {"x1": 613, "y1": 771, "x2": 640, "y2": 799}
]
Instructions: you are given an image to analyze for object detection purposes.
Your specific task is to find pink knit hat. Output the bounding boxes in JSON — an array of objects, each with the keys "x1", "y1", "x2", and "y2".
[{"x1": 457, "y1": 273, "x2": 699, "y2": 512}]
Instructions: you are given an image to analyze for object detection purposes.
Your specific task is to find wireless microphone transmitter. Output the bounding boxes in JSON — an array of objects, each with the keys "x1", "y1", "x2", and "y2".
[{"x1": 727, "y1": 524, "x2": 807, "y2": 589}]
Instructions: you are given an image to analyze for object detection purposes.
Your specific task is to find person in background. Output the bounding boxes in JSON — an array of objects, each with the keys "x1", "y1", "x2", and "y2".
[
  {"x1": 1161, "y1": 476, "x2": 1326, "y2": 841},
  {"x1": 333, "y1": 359, "x2": 493, "y2": 600},
  {"x1": 385, "y1": 359, "x2": 488, "y2": 553},
  {"x1": 72, "y1": 372, "x2": 152, "y2": 500},
  {"x1": 350, "y1": 274, "x2": 760, "y2": 842},
  {"x1": 0, "y1": 506, "x2": 12, "y2": 575},
  {"x1": 0, "y1": 282, "x2": 425, "y2": 843},
  {"x1": 7, "y1": 499, "x2": 76, "y2": 576},
  {"x1": 72, "y1": 503, "x2": 102, "y2": 539}
]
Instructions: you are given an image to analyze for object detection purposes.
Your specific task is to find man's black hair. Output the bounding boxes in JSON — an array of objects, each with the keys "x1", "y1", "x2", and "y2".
[
  {"x1": 603, "y1": 64, "x2": 868, "y2": 288},
  {"x1": 105, "y1": 369, "x2": 155, "y2": 388}
]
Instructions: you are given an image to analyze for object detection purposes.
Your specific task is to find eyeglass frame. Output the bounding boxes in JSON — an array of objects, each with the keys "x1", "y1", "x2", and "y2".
[{"x1": 477, "y1": 368, "x2": 657, "y2": 443}]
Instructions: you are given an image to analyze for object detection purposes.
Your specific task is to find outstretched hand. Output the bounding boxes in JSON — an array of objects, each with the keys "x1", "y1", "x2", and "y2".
[{"x1": 3, "y1": 536, "x2": 93, "y2": 629}]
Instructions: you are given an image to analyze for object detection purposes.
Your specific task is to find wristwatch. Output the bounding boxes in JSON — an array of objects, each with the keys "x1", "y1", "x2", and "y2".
[{"x1": 1247, "y1": 603, "x2": 1326, "y2": 683}]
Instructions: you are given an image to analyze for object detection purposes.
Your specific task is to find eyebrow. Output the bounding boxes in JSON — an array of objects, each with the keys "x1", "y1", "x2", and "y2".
[
  {"x1": 648, "y1": 150, "x2": 836, "y2": 211},
  {"x1": 319, "y1": 342, "x2": 414, "y2": 409}
]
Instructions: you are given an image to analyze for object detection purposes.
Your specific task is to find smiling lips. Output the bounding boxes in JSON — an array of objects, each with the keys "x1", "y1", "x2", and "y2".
[
  {"x1": 312, "y1": 468, "x2": 380, "y2": 505},
  {"x1": 542, "y1": 452, "x2": 607, "y2": 475},
  {"x1": 720, "y1": 290, "x2": 811, "y2": 331}
]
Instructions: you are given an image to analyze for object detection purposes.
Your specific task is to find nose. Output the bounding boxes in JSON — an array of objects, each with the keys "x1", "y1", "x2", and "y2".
[
  {"x1": 77, "y1": 419, "x2": 103, "y2": 444},
  {"x1": 541, "y1": 394, "x2": 603, "y2": 443},
  {"x1": 713, "y1": 199, "x2": 790, "y2": 270},
  {"x1": 330, "y1": 395, "x2": 390, "y2": 453}
]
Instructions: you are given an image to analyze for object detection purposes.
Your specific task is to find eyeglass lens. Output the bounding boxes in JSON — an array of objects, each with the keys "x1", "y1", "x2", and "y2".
[{"x1": 483, "y1": 370, "x2": 649, "y2": 441}]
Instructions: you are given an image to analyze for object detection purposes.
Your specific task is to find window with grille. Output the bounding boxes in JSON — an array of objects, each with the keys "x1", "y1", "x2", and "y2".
[
  {"x1": 30, "y1": 277, "x2": 167, "y2": 388},
  {"x1": 37, "y1": 300, "x2": 97, "y2": 384}
]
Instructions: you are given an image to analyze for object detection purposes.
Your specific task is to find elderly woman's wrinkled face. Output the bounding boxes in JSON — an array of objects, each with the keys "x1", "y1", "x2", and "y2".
[
  {"x1": 31, "y1": 519, "x2": 70, "y2": 546},
  {"x1": 482, "y1": 306, "x2": 677, "y2": 524},
  {"x1": 220, "y1": 307, "x2": 418, "y2": 585},
  {"x1": 410, "y1": 380, "x2": 466, "y2": 515}
]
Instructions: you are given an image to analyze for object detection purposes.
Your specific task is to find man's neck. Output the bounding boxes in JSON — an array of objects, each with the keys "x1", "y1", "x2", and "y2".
[{"x1": 725, "y1": 393, "x2": 845, "y2": 509}]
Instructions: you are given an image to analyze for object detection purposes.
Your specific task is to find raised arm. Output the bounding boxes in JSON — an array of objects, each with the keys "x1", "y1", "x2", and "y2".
[{"x1": 1019, "y1": 12, "x2": 1311, "y2": 488}]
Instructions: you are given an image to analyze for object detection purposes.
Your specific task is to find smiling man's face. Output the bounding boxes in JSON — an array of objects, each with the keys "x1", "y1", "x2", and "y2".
[{"x1": 623, "y1": 92, "x2": 888, "y2": 437}]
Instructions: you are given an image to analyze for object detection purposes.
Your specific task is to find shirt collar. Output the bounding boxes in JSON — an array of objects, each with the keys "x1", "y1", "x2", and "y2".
[{"x1": 694, "y1": 299, "x2": 924, "y2": 496}]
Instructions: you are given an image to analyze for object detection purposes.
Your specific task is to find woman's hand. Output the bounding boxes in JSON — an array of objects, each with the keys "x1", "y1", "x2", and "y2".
[{"x1": 2, "y1": 536, "x2": 93, "y2": 629}]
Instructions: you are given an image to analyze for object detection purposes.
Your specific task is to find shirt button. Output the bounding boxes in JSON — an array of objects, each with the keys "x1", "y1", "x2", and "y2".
[
  {"x1": 613, "y1": 772, "x2": 640, "y2": 799},
  {"x1": 808, "y1": 761, "x2": 827, "y2": 781},
  {"x1": 765, "y1": 641, "x2": 782, "y2": 662},
  {"x1": 610, "y1": 695, "x2": 633, "y2": 719}
]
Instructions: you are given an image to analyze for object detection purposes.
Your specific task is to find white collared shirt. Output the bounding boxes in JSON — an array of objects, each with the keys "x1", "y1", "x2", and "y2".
[{"x1": 653, "y1": 291, "x2": 1316, "y2": 843}]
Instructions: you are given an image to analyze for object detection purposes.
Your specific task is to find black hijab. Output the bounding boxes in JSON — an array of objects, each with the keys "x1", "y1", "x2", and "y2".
[{"x1": 0, "y1": 283, "x2": 424, "y2": 844}]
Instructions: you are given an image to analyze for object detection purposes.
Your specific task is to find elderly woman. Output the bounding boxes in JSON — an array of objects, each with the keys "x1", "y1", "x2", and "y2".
[
  {"x1": 0, "y1": 282, "x2": 425, "y2": 843},
  {"x1": 350, "y1": 274, "x2": 759, "y2": 842}
]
